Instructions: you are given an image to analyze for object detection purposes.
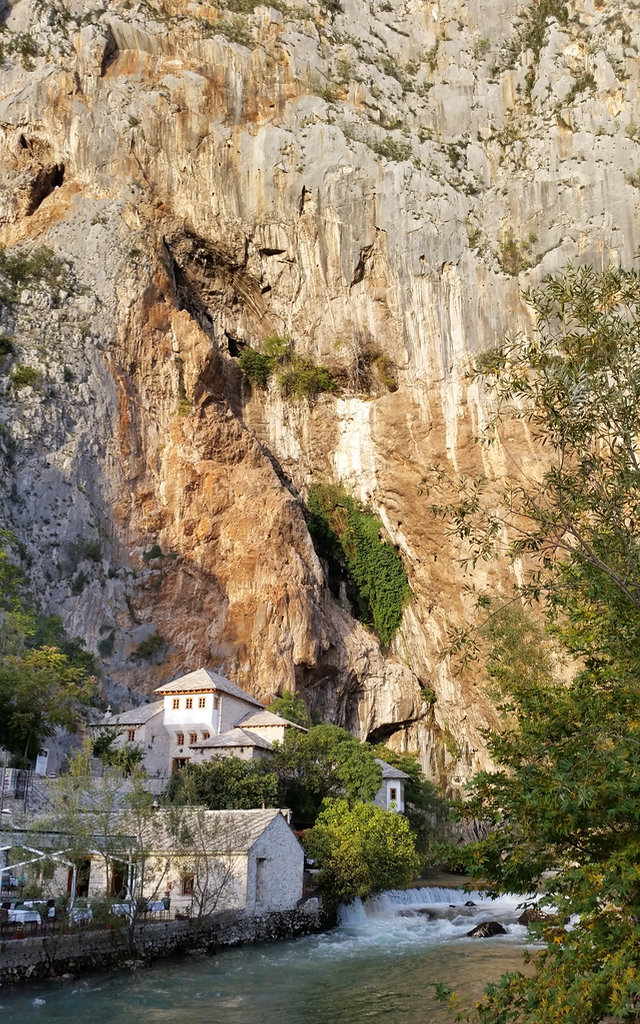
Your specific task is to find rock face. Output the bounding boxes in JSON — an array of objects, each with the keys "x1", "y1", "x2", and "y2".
[{"x1": 0, "y1": 0, "x2": 638, "y2": 789}]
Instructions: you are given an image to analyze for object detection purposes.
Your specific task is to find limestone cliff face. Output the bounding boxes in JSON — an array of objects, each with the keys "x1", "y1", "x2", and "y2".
[{"x1": 0, "y1": 0, "x2": 638, "y2": 788}]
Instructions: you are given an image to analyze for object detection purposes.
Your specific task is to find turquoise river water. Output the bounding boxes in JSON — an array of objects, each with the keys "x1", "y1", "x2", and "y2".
[{"x1": 0, "y1": 887, "x2": 533, "y2": 1023}]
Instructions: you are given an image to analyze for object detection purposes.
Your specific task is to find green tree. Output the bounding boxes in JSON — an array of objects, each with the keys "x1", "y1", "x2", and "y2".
[
  {"x1": 371, "y1": 745, "x2": 451, "y2": 864},
  {"x1": 268, "y1": 690, "x2": 310, "y2": 726},
  {"x1": 165, "y1": 756, "x2": 278, "y2": 810},
  {"x1": 271, "y1": 724, "x2": 382, "y2": 826},
  {"x1": 304, "y1": 798, "x2": 420, "y2": 906},
  {"x1": 0, "y1": 532, "x2": 95, "y2": 763},
  {"x1": 430, "y1": 264, "x2": 640, "y2": 1023},
  {"x1": 92, "y1": 727, "x2": 146, "y2": 774}
]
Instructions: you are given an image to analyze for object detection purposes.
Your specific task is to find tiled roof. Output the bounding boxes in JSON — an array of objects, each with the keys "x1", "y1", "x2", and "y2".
[
  {"x1": 154, "y1": 668, "x2": 264, "y2": 707},
  {"x1": 157, "y1": 808, "x2": 292, "y2": 852},
  {"x1": 189, "y1": 728, "x2": 273, "y2": 750},
  {"x1": 376, "y1": 757, "x2": 411, "y2": 780},
  {"x1": 99, "y1": 699, "x2": 165, "y2": 727},
  {"x1": 235, "y1": 709, "x2": 306, "y2": 730}
]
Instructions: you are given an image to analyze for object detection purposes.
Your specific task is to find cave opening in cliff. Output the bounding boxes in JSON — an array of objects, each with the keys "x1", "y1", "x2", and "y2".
[
  {"x1": 26, "y1": 163, "x2": 65, "y2": 216},
  {"x1": 225, "y1": 332, "x2": 241, "y2": 356}
]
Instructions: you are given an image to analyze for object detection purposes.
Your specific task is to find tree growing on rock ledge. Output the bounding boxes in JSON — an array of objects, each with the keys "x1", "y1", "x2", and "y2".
[{"x1": 430, "y1": 264, "x2": 640, "y2": 1024}]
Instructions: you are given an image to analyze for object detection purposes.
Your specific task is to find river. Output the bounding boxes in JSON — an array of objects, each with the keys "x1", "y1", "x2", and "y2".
[{"x1": 0, "y1": 887, "x2": 533, "y2": 1023}]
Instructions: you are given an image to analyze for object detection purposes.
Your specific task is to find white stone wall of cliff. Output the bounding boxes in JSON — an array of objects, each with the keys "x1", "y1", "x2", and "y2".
[{"x1": 0, "y1": 0, "x2": 639, "y2": 788}]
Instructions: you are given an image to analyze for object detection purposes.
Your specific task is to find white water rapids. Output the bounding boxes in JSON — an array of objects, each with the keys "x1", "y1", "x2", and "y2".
[{"x1": 1, "y1": 887, "x2": 535, "y2": 1024}]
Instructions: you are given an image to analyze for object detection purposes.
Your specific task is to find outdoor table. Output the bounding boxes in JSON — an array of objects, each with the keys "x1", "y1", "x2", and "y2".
[
  {"x1": 8, "y1": 908, "x2": 41, "y2": 925},
  {"x1": 7, "y1": 909, "x2": 40, "y2": 933},
  {"x1": 111, "y1": 903, "x2": 134, "y2": 920},
  {"x1": 69, "y1": 906, "x2": 92, "y2": 924}
]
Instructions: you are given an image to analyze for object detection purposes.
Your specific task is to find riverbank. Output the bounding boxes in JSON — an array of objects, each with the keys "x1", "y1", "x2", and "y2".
[
  {"x1": 0, "y1": 886, "x2": 531, "y2": 1024},
  {"x1": 0, "y1": 902, "x2": 331, "y2": 988}
]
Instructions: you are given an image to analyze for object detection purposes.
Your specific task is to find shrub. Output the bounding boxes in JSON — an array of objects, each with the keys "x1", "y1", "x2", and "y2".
[
  {"x1": 142, "y1": 544, "x2": 163, "y2": 563},
  {"x1": 98, "y1": 629, "x2": 116, "y2": 659},
  {"x1": 10, "y1": 364, "x2": 42, "y2": 391},
  {"x1": 498, "y1": 232, "x2": 535, "y2": 276},
  {"x1": 130, "y1": 631, "x2": 166, "y2": 663},
  {"x1": 277, "y1": 358, "x2": 337, "y2": 399},
  {"x1": 237, "y1": 337, "x2": 337, "y2": 399},
  {"x1": 373, "y1": 137, "x2": 412, "y2": 162},
  {"x1": 307, "y1": 482, "x2": 411, "y2": 645},
  {"x1": 0, "y1": 335, "x2": 15, "y2": 360},
  {"x1": 238, "y1": 347, "x2": 272, "y2": 387},
  {"x1": 78, "y1": 539, "x2": 101, "y2": 562},
  {"x1": 0, "y1": 244, "x2": 70, "y2": 307}
]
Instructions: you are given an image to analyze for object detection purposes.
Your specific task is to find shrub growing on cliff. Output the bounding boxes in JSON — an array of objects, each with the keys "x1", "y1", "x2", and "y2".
[
  {"x1": 238, "y1": 347, "x2": 272, "y2": 387},
  {"x1": 10, "y1": 363, "x2": 43, "y2": 392},
  {"x1": 130, "y1": 631, "x2": 166, "y2": 663},
  {"x1": 307, "y1": 482, "x2": 411, "y2": 645},
  {"x1": 0, "y1": 244, "x2": 69, "y2": 307},
  {"x1": 237, "y1": 336, "x2": 337, "y2": 399}
]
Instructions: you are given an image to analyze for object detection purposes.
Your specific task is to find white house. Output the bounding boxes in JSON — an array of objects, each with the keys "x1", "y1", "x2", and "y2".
[
  {"x1": 1, "y1": 808, "x2": 304, "y2": 917},
  {"x1": 98, "y1": 668, "x2": 305, "y2": 778},
  {"x1": 373, "y1": 759, "x2": 410, "y2": 812}
]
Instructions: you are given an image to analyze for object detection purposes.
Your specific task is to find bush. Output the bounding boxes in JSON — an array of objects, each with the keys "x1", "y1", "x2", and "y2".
[
  {"x1": 130, "y1": 631, "x2": 166, "y2": 663},
  {"x1": 10, "y1": 364, "x2": 42, "y2": 392},
  {"x1": 237, "y1": 337, "x2": 337, "y2": 399},
  {"x1": 0, "y1": 244, "x2": 69, "y2": 307},
  {"x1": 498, "y1": 232, "x2": 534, "y2": 276},
  {"x1": 307, "y1": 482, "x2": 411, "y2": 645},
  {"x1": 0, "y1": 335, "x2": 15, "y2": 360},
  {"x1": 142, "y1": 544, "x2": 163, "y2": 563},
  {"x1": 277, "y1": 359, "x2": 337, "y2": 399},
  {"x1": 238, "y1": 348, "x2": 272, "y2": 387},
  {"x1": 304, "y1": 798, "x2": 420, "y2": 906},
  {"x1": 98, "y1": 628, "x2": 116, "y2": 659},
  {"x1": 373, "y1": 137, "x2": 412, "y2": 162}
]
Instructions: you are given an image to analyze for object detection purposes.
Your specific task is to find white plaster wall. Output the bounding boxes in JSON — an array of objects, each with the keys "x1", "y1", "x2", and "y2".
[
  {"x1": 163, "y1": 693, "x2": 219, "y2": 731},
  {"x1": 373, "y1": 779, "x2": 405, "y2": 813}
]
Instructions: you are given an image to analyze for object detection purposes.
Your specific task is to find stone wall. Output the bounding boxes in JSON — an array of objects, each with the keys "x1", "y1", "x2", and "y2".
[{"x1": 0, "y1": 902, "x2": 329, "y2": 988}]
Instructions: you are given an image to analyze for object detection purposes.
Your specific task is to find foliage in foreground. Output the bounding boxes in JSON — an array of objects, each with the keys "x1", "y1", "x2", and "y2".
[
  {"x1": 304, "y1": 798, "x2": 420, "y2": 907},
  {"x1": 0, "y1": 531, "x2": 95, "y2": 764},
  {"x1": 433, "y1": 264, "x2": 640, "y2": 1023},
  {"x1": 307, "y1": 482, "x2": 411, "y2": 645}
]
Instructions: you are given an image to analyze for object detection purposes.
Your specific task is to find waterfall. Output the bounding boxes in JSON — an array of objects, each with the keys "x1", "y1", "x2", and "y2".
[{"x1": 337, "y1": 886, "x2": 533, "y2": 947}]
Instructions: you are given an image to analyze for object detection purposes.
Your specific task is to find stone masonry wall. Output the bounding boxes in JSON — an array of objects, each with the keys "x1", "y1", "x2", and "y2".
[{"x1": 0, "y1": 902, "x2": 328, "y2": 988}]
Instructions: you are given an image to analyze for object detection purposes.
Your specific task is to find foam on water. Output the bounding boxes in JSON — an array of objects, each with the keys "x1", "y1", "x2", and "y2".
[
  {"x1": 0, "y1": 885, "x2": 537, "y2": 1024},
  {"x1": 335, "y1": 885, "x2": 534, "y2": 952}
]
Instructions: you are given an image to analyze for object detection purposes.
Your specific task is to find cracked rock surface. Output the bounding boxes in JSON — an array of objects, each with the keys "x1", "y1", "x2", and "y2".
[{"x1": 0, "y1": 0, "x2": 638, "y2": 789}]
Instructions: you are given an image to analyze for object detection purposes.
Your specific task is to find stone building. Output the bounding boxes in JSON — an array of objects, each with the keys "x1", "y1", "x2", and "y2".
[
  {"x1": 373, "y1": 759, "x2": 410, "y2": 813},
  {"x1": 1, "y1": 808, "x2": 304, "y2": 917},
  {"x1": 97, "y1": 668, "x2": 305, "y2": 779}
]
